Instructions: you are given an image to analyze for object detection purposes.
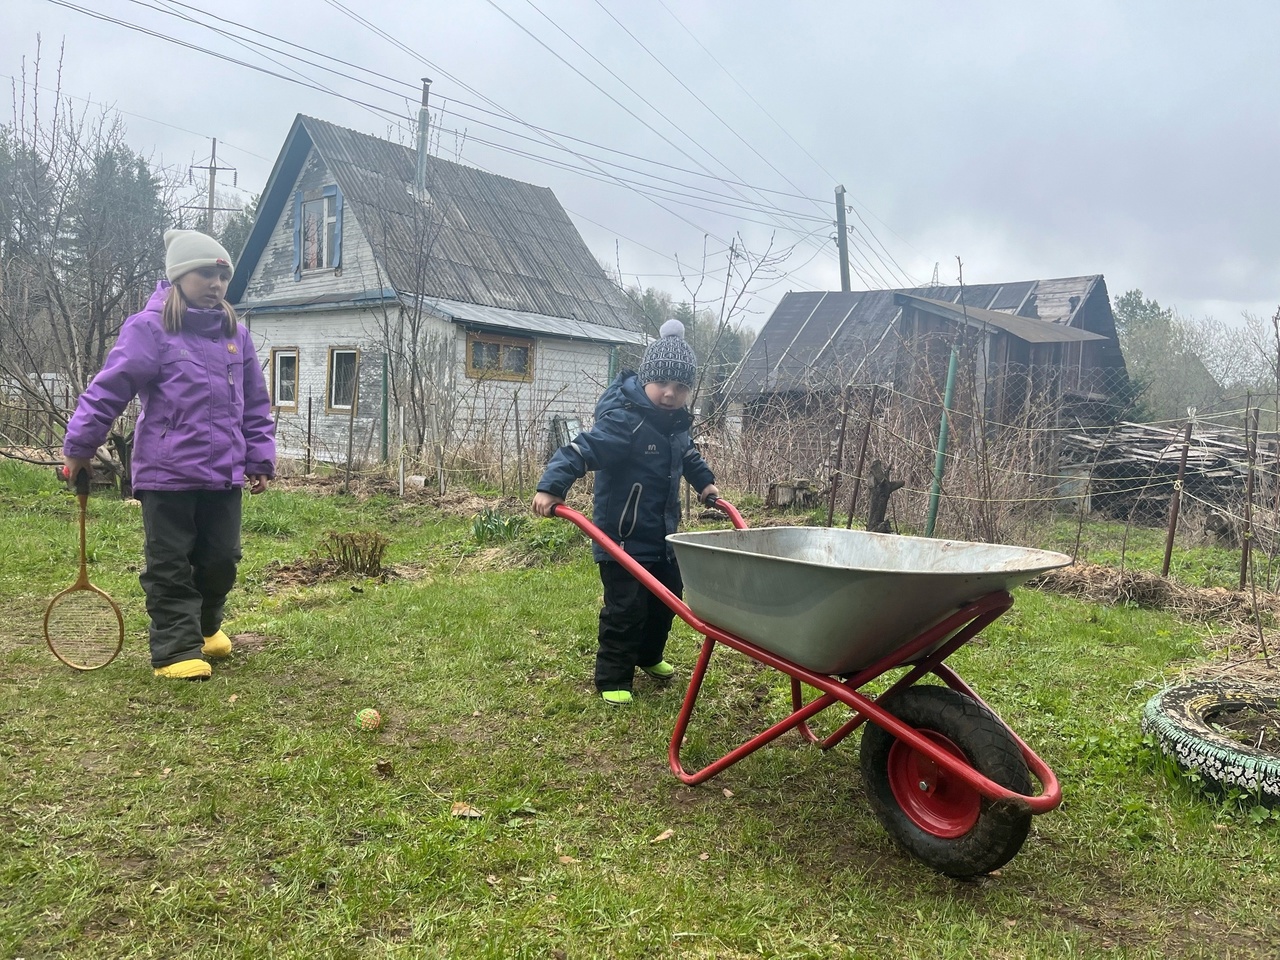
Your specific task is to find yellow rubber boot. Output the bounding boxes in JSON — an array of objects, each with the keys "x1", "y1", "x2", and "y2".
[
  {"x1": 154, "y1": 659, "x2": 212, "y2": 680},
  {"x1": 202, "y1": 630, "x2": 233, "y2": 659}
]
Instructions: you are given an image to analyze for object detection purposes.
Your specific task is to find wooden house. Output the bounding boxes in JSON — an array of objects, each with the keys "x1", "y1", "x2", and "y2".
[
  {"x1": 726, "y1": 276, "x2": 1131, "y2": 485},
  {"x1": 228, "y1": 96, "x2": 646, "y2": 471}
]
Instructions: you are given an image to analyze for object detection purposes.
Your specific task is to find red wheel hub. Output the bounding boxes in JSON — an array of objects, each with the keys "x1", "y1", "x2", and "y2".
[{"x1": 886, "y1": 732, "x2": 981, "y2": 837}]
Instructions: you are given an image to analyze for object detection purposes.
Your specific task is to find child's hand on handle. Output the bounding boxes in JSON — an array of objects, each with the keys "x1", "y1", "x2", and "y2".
[
  {"x1": 532, "y1": 491, "x2": 564, "y2": 517},
  {"x1": 247, "y1": 474, "x2": 270, "y2": 495},
  {"x1": 63, "y1": 457, "x2": 92, "y2": 484},
  {"x1": 699, "y1": 484, "x2": 720, "y2": 504}
]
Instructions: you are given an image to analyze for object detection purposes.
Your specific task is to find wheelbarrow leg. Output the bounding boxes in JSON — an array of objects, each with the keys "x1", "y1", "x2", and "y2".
[{"x1": 669, "y1": 637, "x2": 834, "y2": 785}]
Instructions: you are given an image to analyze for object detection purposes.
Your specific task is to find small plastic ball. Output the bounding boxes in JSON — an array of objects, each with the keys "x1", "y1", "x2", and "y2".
[{"x1": 355, "y1": 708, "x2": 381, "y2": 730}]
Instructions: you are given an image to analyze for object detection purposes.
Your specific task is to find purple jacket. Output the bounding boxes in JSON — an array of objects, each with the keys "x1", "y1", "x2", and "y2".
[{"x1": 64, "y1": 281, "x2": 276, "y2": 491}]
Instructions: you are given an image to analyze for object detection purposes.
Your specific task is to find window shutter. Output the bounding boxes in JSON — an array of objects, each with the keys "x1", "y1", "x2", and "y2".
[
  {"x1": 327, "y1": 185, "x2": 344, "y2": 269},
  {"x1": 292, "y1": 190, "x2": 303, "y2": 281}
]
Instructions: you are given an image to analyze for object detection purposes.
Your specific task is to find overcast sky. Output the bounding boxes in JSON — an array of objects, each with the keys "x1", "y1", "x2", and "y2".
[{"x1": 7, "y1": 0, "x2": 1279, "y2": 329}]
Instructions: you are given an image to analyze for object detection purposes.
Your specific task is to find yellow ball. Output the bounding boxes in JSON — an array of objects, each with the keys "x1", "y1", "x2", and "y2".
[{"x1": 355, "y1": 708, "x2": 381, "y2": 730}]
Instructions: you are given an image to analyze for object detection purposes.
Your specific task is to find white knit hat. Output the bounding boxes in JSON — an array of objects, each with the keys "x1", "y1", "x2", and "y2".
[{"x1": 164, "y1": 229, "x2": 234, "y2": 281}]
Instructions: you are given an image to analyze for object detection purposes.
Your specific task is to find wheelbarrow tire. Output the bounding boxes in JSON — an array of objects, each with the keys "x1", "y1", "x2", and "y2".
[{"x1": 859, "y1": 685, "x2": 1032, "y2": 878}]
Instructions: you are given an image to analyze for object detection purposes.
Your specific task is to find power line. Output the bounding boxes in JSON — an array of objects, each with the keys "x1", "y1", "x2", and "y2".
[{"x1": 38, "y1": 0, "x2": 830, "y2": 306}]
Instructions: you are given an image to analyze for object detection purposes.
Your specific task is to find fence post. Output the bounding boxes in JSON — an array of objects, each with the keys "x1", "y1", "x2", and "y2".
[
  {"x1": 846, "y1": 384, "x2": 880, "y2": 529},
  {"x1": 305, "y1": 393, "x2": 313, "y2": 476},
  {"x1": 1161, "y1": 420, "x2": 1193, "y2": 578},
  {"x1": 513, "y1": 388, "x2": 524, "y2": 498},
  {"x1": 925, "y1": 346, "x2": 959, "y2": 538},
  {"x1": 826, "y1": 385, "x2": 852, "y2": 527},
  {"x1": 1239, "y1": 405, "x2": 1258, "y2": 590}
]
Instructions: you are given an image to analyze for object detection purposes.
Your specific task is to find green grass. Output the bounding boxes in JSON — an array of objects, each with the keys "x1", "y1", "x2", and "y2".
[{"x1": 1, "y1": 460, "x2": 1277, "y2": 958}]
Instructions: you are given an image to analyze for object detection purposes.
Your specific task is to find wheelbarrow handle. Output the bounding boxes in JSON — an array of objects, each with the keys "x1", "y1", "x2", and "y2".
[{"x1": 701, "y1": 495, "x2": 747, "y2": 529}]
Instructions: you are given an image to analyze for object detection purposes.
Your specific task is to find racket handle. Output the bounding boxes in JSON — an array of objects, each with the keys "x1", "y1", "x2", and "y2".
[{"x1": 72, "y1": 467, "x2": 90, "y2": 496}]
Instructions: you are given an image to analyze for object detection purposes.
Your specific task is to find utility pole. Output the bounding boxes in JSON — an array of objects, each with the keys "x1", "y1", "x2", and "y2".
[
  {"x1": 186, "y1": 138, "x2": 238, "y2": 233},
  {"x1": 834, "y1": 185, "x2": 851, "y2": 292}
]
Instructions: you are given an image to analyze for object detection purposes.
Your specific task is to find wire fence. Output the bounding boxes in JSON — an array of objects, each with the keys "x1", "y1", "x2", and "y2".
[{"x1": 9, "y1": 377, "x2": 1280, "y2": 590}]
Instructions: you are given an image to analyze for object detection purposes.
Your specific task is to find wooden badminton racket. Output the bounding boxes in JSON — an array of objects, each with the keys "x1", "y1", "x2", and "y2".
[{"x1": 44, "y1": 468, "x2": 124, "y2": 670}]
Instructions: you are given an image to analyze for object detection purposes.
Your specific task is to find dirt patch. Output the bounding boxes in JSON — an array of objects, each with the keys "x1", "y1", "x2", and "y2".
[
  {"x1": 226, "y1": 631, "x2": 282, "y2": 655},
  {"x1": 268, "y1": 471, "x2": 530, "y2": 517},
  {"x1": 1208, "y1": 701, "x2": 1280, "y2": 752},
  {"x1": 259, "y1": 557, "x2": 405, "y2": 594}
]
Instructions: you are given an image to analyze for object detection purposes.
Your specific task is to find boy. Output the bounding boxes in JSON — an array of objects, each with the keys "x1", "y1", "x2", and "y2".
[{"x1": 533, "y1": 320, "x2": 718, "y2": 705}]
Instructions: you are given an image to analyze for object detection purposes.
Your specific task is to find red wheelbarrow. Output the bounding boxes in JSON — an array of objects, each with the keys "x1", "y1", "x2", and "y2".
[{"x1": 551, "y1": 498, "x2": 1072, "y2": 877}]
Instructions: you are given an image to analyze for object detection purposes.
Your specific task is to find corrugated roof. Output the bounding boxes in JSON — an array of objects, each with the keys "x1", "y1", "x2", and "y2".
[
  {"x1": 730, "y1": 276, "x2": 1109, "y2": 399},
  {"x1": 231, "y1": 115, "x2": 641, "y2": 335},
  {"x1": 419, "y1": 297, "x2": 648, "y2": 346},
  {"x1": 897, "y1": 294, "x2": 1107, "y2": 344}
]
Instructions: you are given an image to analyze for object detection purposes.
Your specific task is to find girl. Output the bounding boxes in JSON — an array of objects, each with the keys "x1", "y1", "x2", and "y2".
[{"x1": 63, "y1": 229, "x2": 276, "y2": 680}]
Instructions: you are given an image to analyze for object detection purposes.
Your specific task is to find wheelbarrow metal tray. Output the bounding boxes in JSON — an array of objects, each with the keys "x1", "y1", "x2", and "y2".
[{"x1": 667, "y1": 527, "x2": 1071, "y2": 675}]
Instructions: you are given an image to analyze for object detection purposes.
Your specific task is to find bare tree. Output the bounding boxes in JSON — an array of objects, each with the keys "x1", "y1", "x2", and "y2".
[{"x1": 0, "y1": 43, "x2": 178, "y2": 466}]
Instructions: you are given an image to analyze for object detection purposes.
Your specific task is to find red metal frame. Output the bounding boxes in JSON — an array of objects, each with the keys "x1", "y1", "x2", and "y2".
[{"x1": 551, "y1": 501, "x2": 1062, "y2": 816}]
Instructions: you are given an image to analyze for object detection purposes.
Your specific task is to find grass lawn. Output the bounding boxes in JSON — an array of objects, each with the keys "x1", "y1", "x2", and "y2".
[{"x1": 1, "y1": 460, "x2": 1277, "y2": 959}]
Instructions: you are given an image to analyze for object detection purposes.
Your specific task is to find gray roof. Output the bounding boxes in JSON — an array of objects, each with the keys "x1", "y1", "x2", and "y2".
[
  {"x1": 731, "y1": 276, "x2": 1108, "y2": 398},
  {"x1": 897, "y1": 294, "x2": 1107, "y2": 344},
  {"x1": 231, "y1": 115, "x2": 641, "y2": 334},
  {"x1": 418, "y1": 297, "x2": 648, "y2": 346}
]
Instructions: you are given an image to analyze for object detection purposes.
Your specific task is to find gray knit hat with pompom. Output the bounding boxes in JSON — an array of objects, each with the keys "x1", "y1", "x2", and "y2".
[{"x1": 638, "y1": 319, "x2": 697, "y2": 388}]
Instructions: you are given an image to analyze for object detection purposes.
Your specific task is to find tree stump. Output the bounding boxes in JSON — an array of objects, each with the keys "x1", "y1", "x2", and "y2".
[{"x1": 866, "y1": 460, "x2": 903, "y2": 533}]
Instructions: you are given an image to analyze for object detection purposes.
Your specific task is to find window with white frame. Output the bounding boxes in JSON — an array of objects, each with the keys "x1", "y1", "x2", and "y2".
[
  {"x1": 465, "y1": 332, "x2": 533, "y2": 382},
  {"x1": 302, "y1": 196, "x2": 338, "y2": 270},
  {"x1": 327, "y1": 348, "x2": 358, "y2": 412},
  {"x1": 271, "y1": 348, "x2": 298, "y2": 409},
  {"x1": 293, "y1": 185, "x2": 343, "y2": 278}
]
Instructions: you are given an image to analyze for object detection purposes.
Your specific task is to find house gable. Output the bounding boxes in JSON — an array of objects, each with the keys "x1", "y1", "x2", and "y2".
[{"x1": 230, "y1": 114, "x2": 640, "y2": 335}]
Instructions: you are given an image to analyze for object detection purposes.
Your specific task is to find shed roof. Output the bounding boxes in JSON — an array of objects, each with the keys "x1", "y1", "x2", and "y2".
[
  {"x1": 230, "y1": 115, "x2": 641, "y2": 335},
  {"x1": 896, "y1": 294, "x2": 1107, "y2": 344},
  {"x1": 730, "y1": 276, "x2": 1109, "y2": 399}
]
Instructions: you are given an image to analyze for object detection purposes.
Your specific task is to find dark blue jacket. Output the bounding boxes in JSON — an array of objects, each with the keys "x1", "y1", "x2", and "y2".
[{"x1": 538, "y1": 372, "x2": 716, "y2": 563}]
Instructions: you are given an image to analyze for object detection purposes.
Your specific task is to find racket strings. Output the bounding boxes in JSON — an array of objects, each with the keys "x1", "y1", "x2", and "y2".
[{"x1": 46, "y1": 589, "x2": 121, "y2": 668}]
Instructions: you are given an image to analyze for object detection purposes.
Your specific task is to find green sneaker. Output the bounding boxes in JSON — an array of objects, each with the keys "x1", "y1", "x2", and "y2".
[
  {"x1": 641, "y1": 660, "x2": 676, "y2": 680},
  {"x1": 601, "y1": 690, "x2": 633, "y2": 705}
]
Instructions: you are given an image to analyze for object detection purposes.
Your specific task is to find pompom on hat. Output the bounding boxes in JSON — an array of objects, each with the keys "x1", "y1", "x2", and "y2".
[
  {"x1": 639, "y1": 318, "x2": 697, "y2": 388},
  {"x1": 164, "y1": 228, "x2": 234, "y2": 281}
]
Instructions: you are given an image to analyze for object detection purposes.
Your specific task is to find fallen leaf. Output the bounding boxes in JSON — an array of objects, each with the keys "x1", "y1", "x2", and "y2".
[
  {"x1": 650, "y1": 829, "x2": 675, "y2": 843},
  {"x1": 227, "y1": 694, "x2": 239, "y2": 703},
  {"x1": 722, "y1": 788, "x2": 734, "y2": 798},
  {"x1": 160, "y1": 767, "x2": 172, "y2": 778},
  {"x1": 485, "y1": 875, "x2": 500, "y2": 886},
  {"x1": 451, "y1": 802, "x2": 483, "y2": 819},
  {"x1": 558, "y1": 855, "x2": 579, "y2": 864},
  {"x1": 374, "y1": 760, "x2": 394, "y2": 779},
  {"x1": 698, "y1": 852, "x2": 709, "y2": 861}
]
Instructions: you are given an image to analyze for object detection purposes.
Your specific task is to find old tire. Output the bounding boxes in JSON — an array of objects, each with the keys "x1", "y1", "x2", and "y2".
[
  {"x1": 1140, "y1": 680, "x2": 1280, "y2": 805},
  {"x1": 859, "y1": 685, "x2": 1033, "y2": 877}
]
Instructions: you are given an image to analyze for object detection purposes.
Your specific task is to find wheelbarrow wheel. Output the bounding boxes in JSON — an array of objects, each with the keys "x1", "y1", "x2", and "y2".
[{"x1": 859, "y1": 685, "x2": 1032, "y2": 877}]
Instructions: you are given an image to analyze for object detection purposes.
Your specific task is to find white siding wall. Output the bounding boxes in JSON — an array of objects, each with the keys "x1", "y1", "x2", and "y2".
[
  {"x1": 451, "y1": 335, "x2": 612, "y2": 464},
  {"x1": 249, "y1": 304, "x2": 615, "y2": 468},
  {"x1": 240, "y1": 146, "x2": 620, "y2": 470}
]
